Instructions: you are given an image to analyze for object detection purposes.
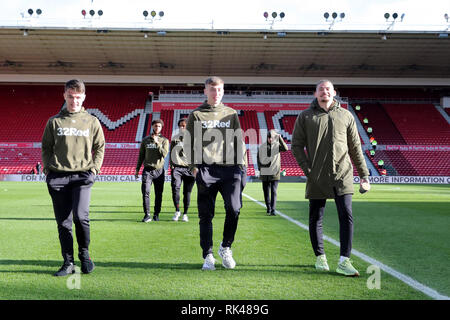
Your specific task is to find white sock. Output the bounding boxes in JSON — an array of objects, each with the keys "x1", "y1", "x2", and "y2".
[{"x1": 339, "y1": 256, "x2": 349, "y2": 264}]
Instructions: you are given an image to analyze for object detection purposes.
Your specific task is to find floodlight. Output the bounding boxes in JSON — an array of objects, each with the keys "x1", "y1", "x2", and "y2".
[
  {"x1": 332, "y1": 12, "x2": 337, "y2": 19},
  {"x1": 151, "y1": 10, "x2": 156, "y2": 17},
  {"x1": 159, "y1": 11, "x2": 164, "y2": 17},
  {"x1": 272, "y1": 12, "x2": 277, "y2": 18},
  {"x1": 36, "y1": 9, "x2": 42, "y2": 15},
  {"x1": 393, "y1": 13, "x2": 398, "y2": 19},
  {"x1": 280, "y1": 12, "x2": 285, "y2": 19},
  {"x1": 143, "y1": 10, "x2": 148, "y2": 17},
  {"x1": 28, "y1": 9, "x2": 33, "y2": 15},
  {"x1": 263, "y1": 12, "x2": 268, "y2": 19},
  {"x1": 98, "y1": 10, "x2": 103, "y2": 16},
  {"x1": 324, "y1": 12, "x2": 329, "y2": 19},
  {"x1": 384, "y1": 13, "x2": 390, "y2": 20}
]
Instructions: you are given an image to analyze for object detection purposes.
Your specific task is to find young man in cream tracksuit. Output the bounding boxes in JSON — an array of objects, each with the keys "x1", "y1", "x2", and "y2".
[
  {"x1": 42, "y1": 79, "x2": 105, "y2": 277},
  {"x1": 135, "y1": 119, "x2": 169, "y2": 222},
  {"x1": 170, "y1": 118, "x2": 196, "y2": 222},
  {"x1": 185, "y1": 76, "x2": 246, "y2": 270}
]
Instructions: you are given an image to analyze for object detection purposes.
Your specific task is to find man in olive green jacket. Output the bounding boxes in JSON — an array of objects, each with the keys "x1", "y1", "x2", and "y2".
[
  {"x1": 42, "y1": 79, "x2": 105, "y2": 277},
  {"x1": 135, "y1": 119, "x2": 169, "y2": 222},
  {"x1": 291, "y1": 80, "x2": 370, "y2": 277},
  {"x1": 257, "y1": 130, "x2": 288, "y2": 215}
]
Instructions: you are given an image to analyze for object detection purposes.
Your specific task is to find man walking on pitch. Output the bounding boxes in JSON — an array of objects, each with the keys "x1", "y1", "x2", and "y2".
[
  {"x1": 136, "y1": 119, "x2": 169, "y2": 222},
  {"x1": 257, "y1": 129, "x2": 288, "y2": 215},
  {"x1": 185, "y1": 76, "x2": 246, "y2": 270},
  {"x1": 170, "y1": 118, "x2": 195, "y2": 222},
  {"x1": 291, "y1": 79, "x2": 370, "y2": 277},
  {"x1": 42, "y1": 79, "x2": 105, "y2": 276}
]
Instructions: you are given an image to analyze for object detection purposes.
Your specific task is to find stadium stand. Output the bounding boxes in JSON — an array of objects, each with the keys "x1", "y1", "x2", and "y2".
[
  {"x1": 0, "y1": 85, "x2": 63, "y2": 142},
  {"x1": 382, "y1": 103, "x2": 450, "y2": 145},
  {"x1": 366, "y1": 149, "x2": 450, "y2": 176},
  {"x1": 1, "y1": 85, "x2": 449, "y2": 177},
  {"x1": 354, "y1": 103, "x2": 406, "y2": 145}
]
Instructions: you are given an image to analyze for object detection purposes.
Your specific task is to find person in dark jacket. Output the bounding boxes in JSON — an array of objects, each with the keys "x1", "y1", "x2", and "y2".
[
  {"x1": 42, "y1": 79, "x2": 105, "y2": 277},
  {"x1": 291, "y1": 79, "x2": 370, "y2": 277},
  {"x1": 170, "y1": 118, "x2": 195, "y2": 222},
  {"x1": 257, "y1": 130, "x2": 288, "y2": 215},
  {"x1": 135, "y1": 119, "x2": 169, "y2": 222}
]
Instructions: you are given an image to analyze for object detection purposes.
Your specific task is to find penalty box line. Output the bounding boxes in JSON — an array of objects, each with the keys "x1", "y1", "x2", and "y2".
[{"x1": 242, "y1": 192, "x2": 449, "y2": 300}]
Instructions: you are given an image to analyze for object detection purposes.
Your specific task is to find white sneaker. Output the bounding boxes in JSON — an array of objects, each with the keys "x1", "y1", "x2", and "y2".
[
  {"x1": 218, "y1": 243, "x2": 236, "y2": 269},
  {"x1": 202, "y1": 253, "x2": 216, "y2": 271},
  {"x1": 172, "y1": 211, "x2": 181, "y2": 221},
  {"x1": 182, "y1": 214, "x2": 189, "y2": 222}
]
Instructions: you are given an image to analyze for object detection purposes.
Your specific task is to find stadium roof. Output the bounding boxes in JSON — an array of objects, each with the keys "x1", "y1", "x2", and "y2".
[{"x1": 0, "y1": 27, "x2": 449, "y2": 86}]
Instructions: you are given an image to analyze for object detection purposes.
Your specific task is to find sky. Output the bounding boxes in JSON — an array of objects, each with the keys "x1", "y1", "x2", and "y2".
[{"x1": 1, "y1": 0, "x2": 449, "y2": 32}]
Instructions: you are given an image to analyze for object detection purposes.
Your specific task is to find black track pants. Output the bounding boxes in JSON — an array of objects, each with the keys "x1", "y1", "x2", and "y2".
[
  {"x1": 262, "y1": 180, "x2": 279, "y2": 213},
  {"x1": 46, "y1": 171, "x2": 94, "y2": 264},
  {"x1": 171, "y1": 166, "x2": 195, "y2": 214},
  {"x1": 196, "y1": 165, "x2": 242, "y2": 258},
  {"x1": 141, "y1": 167, "x2": 165, "y2": 216}
]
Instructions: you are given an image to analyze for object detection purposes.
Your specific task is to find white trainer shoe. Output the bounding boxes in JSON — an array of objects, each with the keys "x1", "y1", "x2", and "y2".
[
  {"x1": 172, "y1": 211, "x2": 181, "y2": 221},
  {"x1": 218, "y1": 243, "x2": 236, "y2": 269},
  {"x1": 182, "y1": 214, "x2": 189, "y2": 222},
  {"x1": 202, "y1": 253, "x2": 216, "y2": 271}
]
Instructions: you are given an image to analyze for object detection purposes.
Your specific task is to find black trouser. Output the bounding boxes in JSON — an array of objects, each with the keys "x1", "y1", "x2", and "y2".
[
  {"x1": 171, "y1": 166, "x2": 195, "y2": 214},
  {"x1": 141, "y1": 167, "x2": 165, "y2": 217},
  {"x1": 196, "y1": 165, "x2": 242, "y2": 258},
  {"x1": 46, "y1": 171, "x2": 95, "y2": 264},
  {"x1": 262, "y1": 180, "x2": 279, "y2": 213},
  {"x1": 308, "y1": 190, "x2": 353, "y2": 258}
]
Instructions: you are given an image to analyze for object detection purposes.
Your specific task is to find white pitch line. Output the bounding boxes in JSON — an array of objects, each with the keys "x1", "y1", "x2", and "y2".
[{"x1": 242, "y1": 192, "x2": 450, "y2": 300}]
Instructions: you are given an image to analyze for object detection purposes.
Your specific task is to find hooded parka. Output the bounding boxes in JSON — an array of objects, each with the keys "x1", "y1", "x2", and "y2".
[{"x1": 291, "y1": 98, "x2": 369, "y2": 199}]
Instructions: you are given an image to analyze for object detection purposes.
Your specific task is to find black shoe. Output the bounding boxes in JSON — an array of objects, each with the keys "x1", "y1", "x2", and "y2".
[
  {"x1": 142, "y1": 215, "x2": 152, "y2": 223},
  {"x1": 78, "y1": 253, "x2": 95, "y2": 274},
  {"x1": 270, "y1": 210, "x2": 276, "y2": 216},
  {"x1": 54, "y1": 262, "x2": 75, "y2": 277},
  {"x1": 153, "y1": 215, "x2": 160, "y2": 221}
]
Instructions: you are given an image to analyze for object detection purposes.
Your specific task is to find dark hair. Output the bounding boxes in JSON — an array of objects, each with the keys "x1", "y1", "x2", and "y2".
[
  {"x1": 65, "y1": 79, "x2": 85, "y2": 93},
  {"x1": 152, "y1": 119, "x2": 164, "y2": 127},
  {"x1": 178, "y1": 118, "x2": 187, "y2": 126},
  {"x1": 205, "y1": 76, "x2": 224, "y2": 87}
]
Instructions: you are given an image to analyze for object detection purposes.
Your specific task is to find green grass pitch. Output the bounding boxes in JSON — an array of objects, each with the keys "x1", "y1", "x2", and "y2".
[{"x1": 0, "y1": 181, "x2": 448, "y2": 300}]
